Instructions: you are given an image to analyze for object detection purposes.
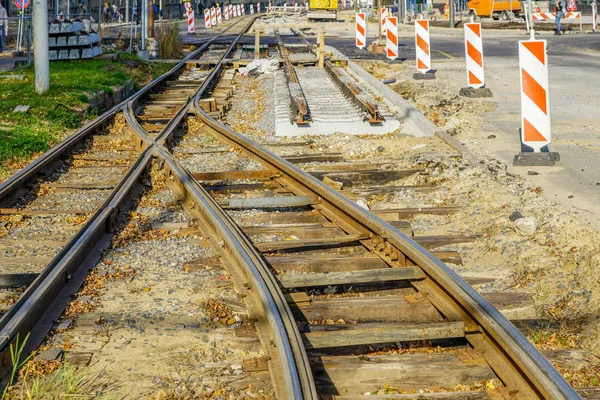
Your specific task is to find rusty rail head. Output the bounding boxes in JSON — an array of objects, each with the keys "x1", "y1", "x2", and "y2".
[{"x1": 274, "y1": 29, "x2": 312, "y2": 125}]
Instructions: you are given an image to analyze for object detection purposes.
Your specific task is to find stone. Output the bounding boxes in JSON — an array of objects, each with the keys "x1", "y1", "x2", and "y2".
[
  {"x1": 509, "y1": 211, "x2": 523, "y2": 222},
  {"x1": 527, "y1": 170, "x2": 539, "y2": 175},
  {"x1": 487, "y1": 134, "x2": 496, "y2": 139},
  {"x1": 13, "y1": 105, "x2": 30, "y2": 113},
  {"x1": 514, "y1": 217, "x2": 537, "y2": 237},
  {"x1": 459, "y1": 87, "x2": 493, "y2": 98},
  {"x1": 413, "y1": 72, "x2": 436, "y2": 80}
]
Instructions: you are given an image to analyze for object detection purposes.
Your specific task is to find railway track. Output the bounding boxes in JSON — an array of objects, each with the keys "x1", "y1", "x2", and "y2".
[{"x1": 0, "y1": 13, "x2": 584, "y2": 400}]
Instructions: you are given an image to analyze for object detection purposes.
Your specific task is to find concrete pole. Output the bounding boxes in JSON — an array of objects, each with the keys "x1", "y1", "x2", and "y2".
[
  {"x1": 449, "y1": 0, "x2": 454, "y2": 27},
  {"x1": 97, "y1": 0, "x2": 101, "y2": 32},
  {"x1": 142, "y1": 0, "x2": 147, "y2": 49},
  {"x1": 125, "y1": 0, "x2": 129, "y2": 22},
  {"x1": 33, "y1": 0, "x2": 50, "y2": 94},
  {"x1": 254, "y1": 28, "x2": 260, "y2": 59}
]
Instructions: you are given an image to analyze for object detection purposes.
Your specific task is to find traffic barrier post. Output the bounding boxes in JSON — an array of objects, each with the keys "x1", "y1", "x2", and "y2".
[
  {"x1": 224, "y1": 4, "x2": 229, "y2": 19},
  {"x1": 531, "y1": 12, "x2": 582, "y2": 32},
  {"x1": 459, "y1": 23, "x2": 493, "y2": 98},
  {"x1": 211, "y1": 7, "x2": 217, "y2": 25},
  {"x1": 593, "y1": 3, "x2": 598, "y2": 32},
  {"x1": 204, "y1": 9, "x2": 211, "y2": 28},
  {"x1": 250, "y1": 3, "x2": 254, "y2": 14},
  {"x1": 513, "y1": 39, "x2": 559, "y2": 166},
  {"x1": 385, "y1": 16, "x2": 398, "y2": 60},
  {"x1": 217, "y1": 6, "x2": 223, "y2": 22},
  {"x1": 187, "y1": 10, "x2": 195, "y2": 33},
  {"x1": 381, "y1": 6, "x2": 388, "y2": 35},
  {"x1": 414, "y1": 19, "x2": 435, "y2": 79},
  {"x1": 356, "y1": 12, "x2": 366, "y2": 49}
]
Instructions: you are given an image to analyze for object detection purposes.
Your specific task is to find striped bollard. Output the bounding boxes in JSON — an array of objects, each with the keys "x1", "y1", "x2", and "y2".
[
  {"x1": 250, "y1": 4, "x2": 254, "y2": 13},
  {"x1": 229, "y1": 4, "x2": 233, "y2": 17},
  {"x1": 211, "y1": 7, "x2": 217, "y2": 25},
  {"x1": 233, "y1": 4, "x2": 237, "y2": 17},
  {"x1": 204, "y1": 9, "x2": 211, "y2": 28},
  {"x1": 459, "y1": 23, "x2": 492, "y2": 97},
  {"x1": 257, "y1": 2, "x2": 260, "y2": 12},
  {"x1": 385, "y1": 16, "x2": 398, "y2": 60},
  {"x1": 224, "y1": 4, "x2": 229, "y2": 19},
  {"x1": 242, "y1": 4, "x2": 245, "y2": 15},
  {"x1": 380, "y1": 6, "x2": 388, "y2": 35},
  {"x1": 593, "y1": 3, "x2": 598, "y2": 32},
  {"x1": 513, "y1": 39, "x2": 559, "y2": 166},
  {"x1": 187, "y1": 10, "x2": 195, "y2": 33},
  {"x1": 414, "y1": 19, "x2": 435, "y2": 79},
  {"x1": 356, "y1": 12, "x2": 366, "y2": 49},
  {"x1": 217, "y1": 6, "x2": 223, "y2": 22}
]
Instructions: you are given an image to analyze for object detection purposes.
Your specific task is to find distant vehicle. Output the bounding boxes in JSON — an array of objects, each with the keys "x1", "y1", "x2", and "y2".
[
  {"x1": 308, "y1": 0, "x2": 338, "y2": 20},
  {"x1": 467, "y1": 0, "x2": 521, "y2": 19}
]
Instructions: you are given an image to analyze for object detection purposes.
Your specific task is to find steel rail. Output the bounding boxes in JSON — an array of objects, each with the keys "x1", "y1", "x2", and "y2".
[
  {"x1": 0, "y1": 149, "x2": 153, "y2": 377},
  {"x1": 274, "y1": 29, "x2": 312, "y2": 125},
  {"x1": 291, "y1": 28, "x2": 383, "y2": 124},
  {"x1": 190, "y1": 99, "x2": 580, "y2": 399},
  {"x1": 152, "y1": 146, "x2": 307, "y2": 399},
  {"x1": 0, "y1": 18, "x2": 252, "y2": 382}
]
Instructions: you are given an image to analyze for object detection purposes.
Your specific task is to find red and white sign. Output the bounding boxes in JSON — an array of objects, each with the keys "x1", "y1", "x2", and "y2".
[
  {"x1": 415, "y1": 19, "x2": 431, "y2": 73},
  {"x1": 519, "y1": 40, "x2": 551, "y2": 152},
  {"x1": 386, "y1": 16, "x2": 398, "y2": 60},
  {"x1": 211, "y1": 7, "x2": 217, "y2": 25},
  {"x1": 380, "y1": 6, "x2": 388, "y2": 35},
  {"x1": 531, "y1": 11, "x2": 580, "y2": 20},
  {"x1": 14, "y1": 0, "x2": 30, "y2": 9},
  {"x1": 187, "y1": 10, "x2": 195, "y2": 32},
  {"x1": 204, "y1": 9, "x2": 211, "y2": 28},
  {"x1": 464, "y1": 23, "x2": 485, "y2": 89},
  {"x1": 356, "y1": 12, "x2": 366, "y2": 49},
  {"x1": 567, "y1": 0, "x2": 577, "y2": 11}
]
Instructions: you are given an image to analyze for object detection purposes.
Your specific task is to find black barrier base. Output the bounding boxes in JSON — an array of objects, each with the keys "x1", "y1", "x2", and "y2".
[
  {"x1": 413, "y1": 72, "x2": 436, "y2": 80},
  {"x1": 459, "y1": 87, "x2": 493, "y2": 98},
  {"x1": 513, "y1": 152, "x2": 560, "y2": 166}
]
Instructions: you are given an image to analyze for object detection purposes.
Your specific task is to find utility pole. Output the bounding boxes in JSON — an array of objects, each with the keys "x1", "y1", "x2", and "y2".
[
  {"x1": 449, "y1": 0, "x2": 454, "y2": 27},
  {"x1": 148, "y1": 0, "x2": 153, "y2": 36},
  {"x1": 97, "y1": 0, "x2": 101, "y2": 32},
  {"x1": 33, "y1": 0, "x2": 50, "y2": 94}
]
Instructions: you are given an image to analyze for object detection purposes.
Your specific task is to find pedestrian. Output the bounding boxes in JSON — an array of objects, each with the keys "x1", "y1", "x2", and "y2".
[
  {"x1": 111, "y1": 3, "x2": 117, "y2": 22},
  {"x1": 0, "y1": 0, "x2": 7, "y2": 54},
  {"x1": 555, "y1": 0, "x2": 567, "y2": 34},
  {"x1": 103, "y1": 3, "x2": 109, "y2": 23},
  {"x1": 391, "y1": 3, "x2": 398, "y2": 15}
]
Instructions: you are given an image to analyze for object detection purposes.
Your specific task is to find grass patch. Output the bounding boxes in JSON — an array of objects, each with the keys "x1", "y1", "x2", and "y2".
[{"x1": 0, "y1": 56, "x2": 175, "y2": 174}]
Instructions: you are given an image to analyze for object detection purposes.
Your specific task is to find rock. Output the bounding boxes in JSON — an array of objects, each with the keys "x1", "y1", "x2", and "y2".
[
  {"x1": 13, "y1": 105, "x2": 31, "y2": 113},
  {"x1": 356, "y1": 199, "x2": 369, "y2": 210},
  {"x1": 487, "y1": 134, "x2": 496, "y2": 139},
  {"x1": 509, "y1": 211, "x2": 524, "y2": 222},
  {"x1": 527, "y1": 170, "x2": 539, "y2": 175},
  {"x1": 514, "y1": 217, "x2": 537, "y2": 237},
  {"x1": 568, "y1": 195, "x2": 574, "y2": 199},
  {"x1": 376, "y1": 145, "x2": 385, "y2": 152}
]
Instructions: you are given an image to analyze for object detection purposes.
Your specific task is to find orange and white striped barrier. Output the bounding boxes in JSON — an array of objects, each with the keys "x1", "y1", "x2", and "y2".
[
  {"x1": 250, "y1": 3, "x2": 254, "y2": 13},
  {"x1": 592, "y1": 3, "x2": 597, "y2": 31},
  {"x1": 224, "y1": 4, "x2": 229, "y2": 19},
  {"x1": 342, "y1": 0, "x2": 346, "y2": 7},
  {"x1": 233, "y1": 4, "x2": 237, "y2": 17},
  {"x1": 519, "y1": 39, "x2": 551, "y2": 152},
  {"x1": 464, "y1": 23, "x2": 484, "y2": 88},
  {"x1": 217, "y1": 6, "x2": 223, "y2": 22},
  {"x1": 356, "y1": 12, "x2": 366, "y2": 49},
  {"x1": 187, "y1": 10, "x2": 195, "y2": 33},
  {"x1": 210, "y1": 7, "x2": 217, "y2": 25},
  {"x1": 242, "y1": 4, "x2": 246, "y2": 15},
  {"x1": 380, "y1": 6, "x2": 388, "y2": 35},
  {"x1": 257, "y1": 2, "x2": 261, "y2": 13},
  {"x1": 415, "y1": 19, "x2": 431, "y2": 73},
  {"x1": 204, "y1": 9, "x2": 211, "y2": 28},
  {"x1": 386, "y1": 16, "x2": 398, "y2": 60},
  {"x1": 531, "y1": 11, "x2": 582, "y2": 31}
]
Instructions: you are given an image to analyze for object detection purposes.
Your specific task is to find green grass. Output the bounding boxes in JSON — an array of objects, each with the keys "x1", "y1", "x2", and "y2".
[{"x1": 0, "y1": 56, "x2": 175, "y2": 171}]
